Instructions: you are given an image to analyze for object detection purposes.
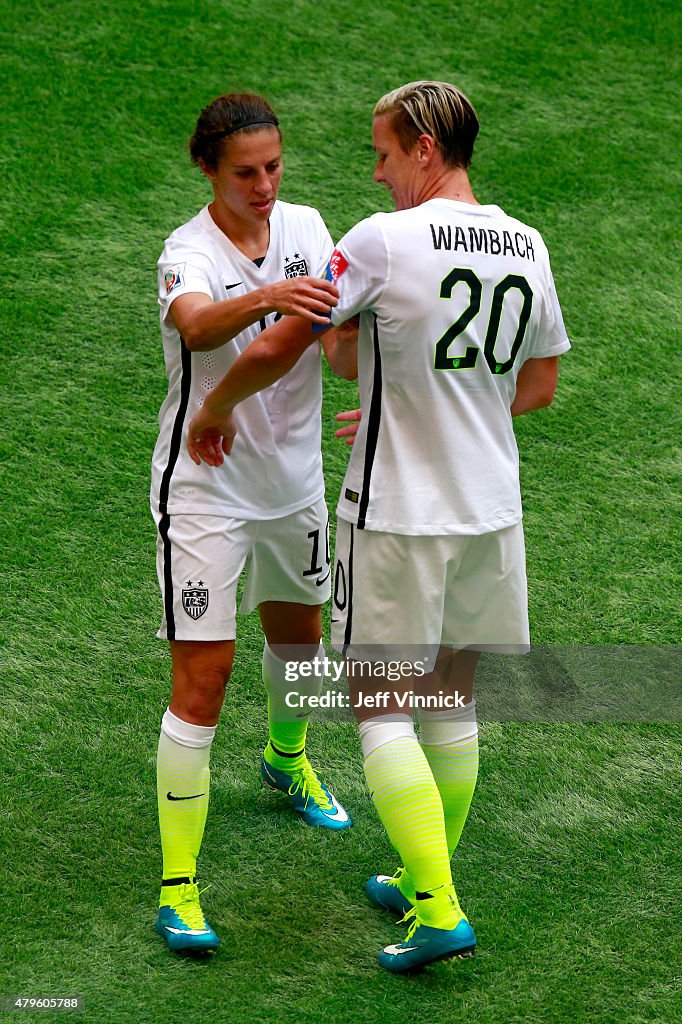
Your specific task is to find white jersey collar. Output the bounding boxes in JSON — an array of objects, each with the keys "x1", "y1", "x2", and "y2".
[
  {"x1": 197, "y1": 202, "x2": 281, "y2": 272},
  {"x1": 424, "y1": 197, "x2": 505, "y2": 218}
]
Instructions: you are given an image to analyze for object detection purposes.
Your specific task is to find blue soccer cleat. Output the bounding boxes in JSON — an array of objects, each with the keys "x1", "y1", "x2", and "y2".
[
  {"x1": 378, "y1": 906, "x2": 477, "y2": 973},
  {"x1": 366, "y1": 868, "x2": 415, "y2": 917},
  {"x1": 154, "y1": 880, "x2": 220, "y2": 953},
  {"x1": 260, "y1": 753, "x2": 352, "y2": 831}
]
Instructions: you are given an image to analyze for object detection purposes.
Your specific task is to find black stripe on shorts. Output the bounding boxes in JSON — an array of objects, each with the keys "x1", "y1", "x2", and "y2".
[
  {"x1": 342, "y1": 524, "x2": 355, "y2": 657},
  {"x1": 156, "y1": 337, "x2": 192, "y2": 641}
]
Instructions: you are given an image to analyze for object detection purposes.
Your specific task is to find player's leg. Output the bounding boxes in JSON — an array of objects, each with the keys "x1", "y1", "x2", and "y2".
[
  {"x1": 350, "y1": 670, "x2": 459, "y2": 913},
  {"x1": 426, "y1": 522, "x2": 529, "y2": 860},
  {"x1": 153, "y1": 513, "x2": 247, "y2": 951},
  {"x1": 155, "y1": 640, "x2": 232, "y2": 952},
  {"x1": 333, "y1": 524, "x2": 476, "y2": 968},
  {"x1": 258, "y1": 600, "x2": 350, "y2": 829},
  {"x1": 259, "y1": 599, "x2": 321, "y2": 774},
  {"x1": 415, "y1": 648, "x2": 480, "y2": 861},
  {"x1": 241, "y1": 500, "x2": 351, "y2": 829}
]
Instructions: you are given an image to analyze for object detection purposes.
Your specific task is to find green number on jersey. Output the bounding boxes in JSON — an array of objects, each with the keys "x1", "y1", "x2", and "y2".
[
  {"x1": 434, "y1": 269, "x2": 533, "y2": 375},
  {"x1": 434, "y1": 268, "x2": 481, "y2": 370},
  {"x1": 484, "y1": 275, "x2": 533, "y2": 374}
]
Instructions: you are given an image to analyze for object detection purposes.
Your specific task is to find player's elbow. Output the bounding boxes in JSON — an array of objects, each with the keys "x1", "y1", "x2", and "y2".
[
  {"x1": 525, "y1": 358, "x2": 560, "y2": 410},
  {"x1": 180, "y1": 312, "x2": 231, "y2": 351},
  {"x1": 536, "y1": 382, "x2": 557, "y2": 409},
  {"x1": 251, "y1": 338, "x2": 299, "y2": 380},
  {"x1": 332, "y1": 360, "x2": 358, "y2": 382},
  {"x1": 182, "y1": 325, "x2": 213, "y2": 351}
]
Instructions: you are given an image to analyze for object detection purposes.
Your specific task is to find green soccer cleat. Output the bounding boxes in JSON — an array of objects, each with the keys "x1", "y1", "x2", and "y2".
[
  {"x1": 154, "y1": 878, "x2": 220, "y2": 954},
  {"x1": 260, "y1": 753, "x2": 352, "y2": 830},
  {"x1": 366, "y1": 868, "x2": 415, "y2": 917},
  {"x1": 378, "y1": 906, "x2": 476, "y2": 973}
]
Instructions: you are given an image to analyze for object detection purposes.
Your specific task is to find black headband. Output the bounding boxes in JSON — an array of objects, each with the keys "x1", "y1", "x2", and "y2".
[{"x1": 214, "y1": 117, "x2": 280, "y2": 139}]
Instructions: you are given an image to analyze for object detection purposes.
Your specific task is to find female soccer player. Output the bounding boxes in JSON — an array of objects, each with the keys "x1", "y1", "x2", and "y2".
[{"x1": 150, "y1": 93, "x2": 356, "y2": 953}]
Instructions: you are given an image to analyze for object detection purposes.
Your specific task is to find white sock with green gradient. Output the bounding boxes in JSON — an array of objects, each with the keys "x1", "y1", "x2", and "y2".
[
  {"x1": 263, "y1": 642, "x2": 325, "y2": 773},
  {"x1": 157, "y1": 709, "x2": 215, "y2": 903},
  {"x1": 418, "y1": 701, "x2": 479, "y2": 858},
  {"x1": 359, "y1": 715, "x2": 461, "y2": 928}
]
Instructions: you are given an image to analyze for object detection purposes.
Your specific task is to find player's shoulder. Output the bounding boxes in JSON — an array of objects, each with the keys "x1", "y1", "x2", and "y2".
[
  {"x1": 359, "y1": 205, "x2": 438, "y2": 238},
  {"x1": 163, "y1": 207, "x2": 208, "y2": 244},
  {"x1": 339, "y1": 210, "x2": 390, "y2": 248},
  {"x1": 494, "y1": 208, "x2": 549, "y2": 252},
  {"x1": 159, "y1": 207, "x2": 216, "y2": 265}
]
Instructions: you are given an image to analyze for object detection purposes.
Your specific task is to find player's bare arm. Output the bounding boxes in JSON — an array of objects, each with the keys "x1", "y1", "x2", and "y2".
[
  {"x1": 187, "y1": 314, "x2": 318, "y2": 465},
  {"x1": 511, "y1": 356, "x2": 560, "y2": 416},
  {"x1": 171, "y1": 275, "x2": 339, "y2": 352},
  {"x1": 320, "y1": 315, "x2": 359, "y2": 380}
]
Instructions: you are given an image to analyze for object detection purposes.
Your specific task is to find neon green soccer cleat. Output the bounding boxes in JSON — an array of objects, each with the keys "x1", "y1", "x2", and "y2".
[
  {"x1": 260, "y1": 753, "x2": 352, "y2": 830},
  {"x1": 378, "y1": 906, "x2": 476, "y2": 973},
  {"x1": 366, "y1": 867, "x2": 415, "y2": 916},
  {"x1": 154, "y1": 878, "x2": 220, "y2": 953}
]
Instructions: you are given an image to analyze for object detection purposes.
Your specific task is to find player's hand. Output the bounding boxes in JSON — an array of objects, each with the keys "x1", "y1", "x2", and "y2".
[
  {"x1": 267, "y1": 276, "x2": 339, "y2": 324},
  {"x1": 335, "y1": 408, "x2": 361, "y2": 445},
  {"x1": 187, "y1": 405, "x2": 238, "y2": 466}
]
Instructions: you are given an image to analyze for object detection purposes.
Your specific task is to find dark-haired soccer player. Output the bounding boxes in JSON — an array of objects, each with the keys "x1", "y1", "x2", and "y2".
[
  {"x1": 151, "y1": 93, "x2": 356, "y2": 954},
  {"x1": 186, "y1": 81, "x2": 570, "y2": 971}
]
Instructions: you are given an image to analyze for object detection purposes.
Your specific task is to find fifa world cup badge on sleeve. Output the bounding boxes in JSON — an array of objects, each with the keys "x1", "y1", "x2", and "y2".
[{"x1": 164, "y1": 264, "x2": 185, "y2": 294}]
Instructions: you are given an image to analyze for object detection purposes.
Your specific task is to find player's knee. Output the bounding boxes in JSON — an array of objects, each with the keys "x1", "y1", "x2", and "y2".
[{"x1": 173, "y1": 663, "x2": 231, "y2": 723}]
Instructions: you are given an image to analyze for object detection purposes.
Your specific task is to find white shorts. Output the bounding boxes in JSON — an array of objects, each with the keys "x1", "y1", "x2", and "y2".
[
  {"x1": 331, "y1": 519, "x2": 529, "y2": 658},
  {"x1": 155, "y1": 498, "x2": 331, "y2": 641}
]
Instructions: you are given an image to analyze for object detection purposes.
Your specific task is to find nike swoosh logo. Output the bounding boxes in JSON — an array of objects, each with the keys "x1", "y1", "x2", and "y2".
[
  {"x1": 167, "y1": 792, "x2": 205, "y2": 801},
  {"x1": 162, "y1": 925, "x2": 212, "y2": 936},
  {"x1": 326, "y1": 794, "x2": 350, "y2": 822},
  {"x1": 315, "y1": 570, "x2": 331, "y2": 586},
  {"x1": 383, "y1": 943, "x2": 420, "y2": 956},
  {"x1": 225, "y1": 282, "x2": 242, "y2": 290},
  {"x1": 296, "y1": 711, "x2": 312, "y2": 718},
  {"x1": 262, "y1": 762, "x2": 279, "y2": 787}
]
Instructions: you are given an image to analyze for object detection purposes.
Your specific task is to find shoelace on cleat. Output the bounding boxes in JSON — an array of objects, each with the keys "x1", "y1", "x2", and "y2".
[
  {"x1": 398, "y1": 905, "x2": 419, "y2": 944},
  {"x1": 175, "y1": 882, "x2": 211, "y2": 930},
  {"x1": 385, "y1": 866, "x2": 407, "y2": 889},
  {"x1": 397, "y1": 886, "x2": 465, "y2": 935},
  {"x1": 287, "y1": 761, "x2": 334, "y2": 811}
]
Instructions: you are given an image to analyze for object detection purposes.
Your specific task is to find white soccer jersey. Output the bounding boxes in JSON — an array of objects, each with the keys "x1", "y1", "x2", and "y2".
[
  {"x1": 151, "y1": 201, "x2": 333, "y2": 519},
  {"x1": 330, "y1": 199, "x2": 570, "y2": 535}
]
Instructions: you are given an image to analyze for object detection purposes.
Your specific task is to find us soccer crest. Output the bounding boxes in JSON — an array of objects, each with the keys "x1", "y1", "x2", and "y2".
[
  {"x1": 284, "y1": 253, "x2": 308, "y2": 278},
  {"x1": 182, "y1": 582, "x2": 209, "y2": 620}
]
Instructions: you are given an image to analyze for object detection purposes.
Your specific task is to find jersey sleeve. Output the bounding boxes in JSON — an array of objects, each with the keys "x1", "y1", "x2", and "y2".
[
  {"x1": 329, "y1": 216, "x2": 388, "y2": 324},
  {"x1": 310, "y1": 210, "x2": 335, "y2": 278},
  {"x1": 157, "y1": 240, "x2": 214, "y2": 323},
  {"x1": 527, "y1": 246, "x2": 571, "y2": 359}
]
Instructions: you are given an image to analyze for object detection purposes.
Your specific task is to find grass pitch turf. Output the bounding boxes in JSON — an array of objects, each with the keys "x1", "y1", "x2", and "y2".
[{"x1": 1, "y1": 0, "x2": 680, "y2": 1021}]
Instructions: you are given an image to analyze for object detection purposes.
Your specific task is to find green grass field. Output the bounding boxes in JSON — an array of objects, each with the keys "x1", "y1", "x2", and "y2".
[{"x1": 1, "y1": 1, "x2": 680, "y2": 1021}]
